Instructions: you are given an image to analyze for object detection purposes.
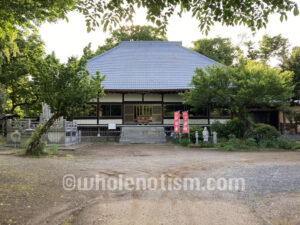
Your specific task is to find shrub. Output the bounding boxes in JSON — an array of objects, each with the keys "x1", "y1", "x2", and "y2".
[
  {"x1": 201, "y1": 143, "x2": 216, "y2": 148},
  {"x1": 48, "y1": 145, "x2": 58, "y2": 154},
  {"x1": 252, "y1": 123, "x2": 280, "y2": 140},
  {"x1": 245, "y1": 138, "x2": 258, "y2": 147},
  {"x1": 172, "y1": 138, "x2": 180, "y2": 145},
  {"x1": 32, "y1": 141, "x2": 47, "y2": 155},
  {"x1": 179, "y1": 139, "x2": 190, "y2": 147},
  {"x1": 226, "y1": 118, "x2": 246, "y2": 138},
  {"x1": 228, "y1": 135, "x2": 238, "y2": 146},
  {"x1": 211, "y1": 121, "x2": 228, "y2": 138},
  {"x1": 187, "y1": 126, "x2": 203, "y2": 143},
  {"x1": 277, "y1": 138, "x2": 294, "y2": 149},
  {"x1": 257, "y1": 139, "x2": 277, "y2": 148},
  {"x1": 224, "y1": 144, "x2": 236, "y2": 151},
  {"x1": 171, "y1": 137, "x2": 190, "y2": 147},
  {"x1": 181, "y1": 126, "x2": 203, "y2": 143},
  {"x1": 291, "y1": 142, "x2": 300, "y2": 150},
  {"x1": 211, "y1": 118, "x2": 245, "y2": 139}
]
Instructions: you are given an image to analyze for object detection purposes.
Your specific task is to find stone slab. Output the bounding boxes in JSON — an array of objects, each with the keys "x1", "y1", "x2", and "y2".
[{"x1": 120, "y1": 126, "x2": 166, "y2": 144}]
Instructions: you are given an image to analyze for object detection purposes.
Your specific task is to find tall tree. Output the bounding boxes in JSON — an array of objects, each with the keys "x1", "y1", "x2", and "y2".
[
  {"x1": 192, "y1": 38, "x2": 238, "y2": 66},
  {"x1": 281, "y1": 47, "x2": 300, "y2": 101},
  {"x1": 25, "y1": 54, "x2": 105, "y2": 155},
  {"x1": 182, "y1": 60, "x2": 294, "y2": 137},
  {"x1": 259, "y1": 34, "x2": 289, "y2": 63},
  {"x1": 106, "y1": 25, "x2": 167, "y2": 44},
  {"x1": 244, "y1": 41, "x2": 260, "y2": 60},
  {"x1": 243, "y1": 34, "x2": 290, "y2": 66},
  {"x1": 87, "y1": 25, "x2": 167, "y2": 59}
]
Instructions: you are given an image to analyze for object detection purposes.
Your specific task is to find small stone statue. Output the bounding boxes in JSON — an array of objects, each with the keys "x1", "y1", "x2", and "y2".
[
  {"x1": 213, "y1": 131, "x2": 217, "y2": 144},
  {"x1": 195, "y1": 131, "x2": 199, "y2": 144},
  {"x1": 202, "y1": 127, "x2": 209, "y2": 143}
]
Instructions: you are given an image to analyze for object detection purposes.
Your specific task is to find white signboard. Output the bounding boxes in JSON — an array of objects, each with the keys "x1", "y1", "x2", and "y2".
[{"x1": 108, "y1": 124, "x2": 116, "y2": 130}]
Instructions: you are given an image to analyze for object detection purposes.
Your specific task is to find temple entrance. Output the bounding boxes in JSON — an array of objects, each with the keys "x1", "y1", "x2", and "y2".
[{"x1": 123, "y1": 104, "x2": 162, "y2": 124}]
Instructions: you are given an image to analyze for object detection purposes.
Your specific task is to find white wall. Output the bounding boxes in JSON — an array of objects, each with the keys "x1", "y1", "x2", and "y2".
[
  {"x1": 74, "y1": 119, "x2": 123, "y2": 125},
  {"x1": 144, "y1": 94, "x2": 162, "y2": 101},
  {"x1": 98, "y1": 119, "x2": 123, "y2": 125},
  {"x1": 74, "y1": 119, "x2": 97, "y2": 125},
  {"x1": 100, "y1": 93, "x2": 122, "y2": 102},
  {"x1": 210, "y1": 119, "x2": 230, "y2": 124},
  {"x1": 124, "y1": 94, "x2": 142, "y2": 101},
  {"x1": 164, "y1": 94, "x2": 182, "y2": 102}
]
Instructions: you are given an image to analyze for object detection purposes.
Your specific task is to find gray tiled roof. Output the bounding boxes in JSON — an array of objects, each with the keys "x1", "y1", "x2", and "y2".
[{"x1": 87, "y1": 41, "x2": 220, "y2": 90}]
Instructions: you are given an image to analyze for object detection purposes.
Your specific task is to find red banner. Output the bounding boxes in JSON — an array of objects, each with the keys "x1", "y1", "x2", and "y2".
[
  {"x1": 174, "y1": 111, "x2": 180, "y2": 133},
  {"x1": 182, "y1": 111, "x2": 189, "y2": 134}
]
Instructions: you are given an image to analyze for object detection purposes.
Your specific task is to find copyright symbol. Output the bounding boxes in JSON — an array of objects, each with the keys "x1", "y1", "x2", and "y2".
[{"x1": 63, "y1": 174, "x2": 76, "y2": 191}]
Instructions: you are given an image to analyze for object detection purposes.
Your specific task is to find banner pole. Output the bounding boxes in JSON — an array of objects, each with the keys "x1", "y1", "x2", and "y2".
[{"x1": 179, "y1": 110, "x2": 181, "y2": 142}]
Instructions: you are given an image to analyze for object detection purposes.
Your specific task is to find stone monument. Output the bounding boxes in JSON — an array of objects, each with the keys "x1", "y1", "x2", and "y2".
[
  {"x1": 202, "y1": 127, "x2": 209, "y2": 143},
  {"x1": 213, "y1": 131, "x2": 217, "y2": 144}
]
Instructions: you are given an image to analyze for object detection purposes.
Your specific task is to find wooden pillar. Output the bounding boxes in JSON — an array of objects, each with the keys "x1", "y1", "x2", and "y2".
[
  {"x1": 161, "y1": 93, "x2": 164, "y2": 125},
  {"x1": 122, "y1": 93, "x2": 124, "y2": 125},
  {"x1": 97, "y1": 91, "x2": 100, "y2": 125}
]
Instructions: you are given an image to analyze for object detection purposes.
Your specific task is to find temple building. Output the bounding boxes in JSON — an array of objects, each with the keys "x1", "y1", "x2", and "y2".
[{"x1": 73, "y1": 41, "x2": 231, "y2": 137}]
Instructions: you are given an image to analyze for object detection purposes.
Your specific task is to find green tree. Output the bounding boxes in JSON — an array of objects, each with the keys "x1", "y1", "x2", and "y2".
[
  {"x1": 0, "y1": 33, "x2": 45, "y2": 116},
  {"x1": 259, "y1": 34, "x2": 289, "y2": 63},
  {"x1": 183, "y1": 60, "x2": 294, "y2": 137},
  {"x1": 78, "y1": 0, "x2": 299, "y2": 34},
  {"x1": 281, "y1": 47, "x2": 300, "y2": 101},
  {"x1": 192, "y1": 38, "x2": 237, "y2": 66},
  {"x1": 25, "y1": 55, "x2": 105, "y2": 155},
  {"x1": 1, "y1": 0, "x2": 298, "y2": 58},
  {"x1": 0, "y1": 0, "x2": 75, "y2": 58},
  {"x1": 0, "y1": 84, "x2": 6, "y2": 114},
  {"x1": 86, "y1": 25, "x2": 168, "y2": 59},
  {"x1": 106, "y1": 25, "x2": 166, "y2": 44},
  {"x1": 244, "y1": 41, "x2": 260, "y2": 60}
]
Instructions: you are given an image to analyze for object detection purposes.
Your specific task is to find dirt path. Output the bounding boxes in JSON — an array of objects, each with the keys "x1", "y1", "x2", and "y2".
[{"x1": 0, "y1": 144, "x2": 300, "y2": 225}]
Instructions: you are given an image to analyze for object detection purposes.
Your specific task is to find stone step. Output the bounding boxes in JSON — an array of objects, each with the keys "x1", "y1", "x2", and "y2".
[{"x1": 120, "y1": 126, "x2": 167, "y2": 144}]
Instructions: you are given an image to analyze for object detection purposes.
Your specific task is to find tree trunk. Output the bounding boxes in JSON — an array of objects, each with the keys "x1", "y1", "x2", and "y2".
[
  {"x1": 242, "y1": 118, "x2": 252, "y2": 139},
  {"x1": 25, "y1": 113, "x2": 60, "y2": 155},
  {"x1": 283, "y1": 111, "x2": 287, "y2": 136},
  {"x1": 238, "y1": 108, "x2": 252, "y2": 139}
]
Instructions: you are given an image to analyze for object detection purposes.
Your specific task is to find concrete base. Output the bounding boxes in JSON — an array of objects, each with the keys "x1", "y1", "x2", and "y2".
[
  {"x1": 120, "y1": 126, "x2": 166, "y2": 144},
  {"x1": 81, "y1": 136, "x2": 120, "y2": 143}
]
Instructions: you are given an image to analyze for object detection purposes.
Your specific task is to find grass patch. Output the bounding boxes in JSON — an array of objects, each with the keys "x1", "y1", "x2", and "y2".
[
  {"x1": 172, "y1": 138, "x2": 191, "y2": 147},
  {"x1": 0, "y1": 184, "x2": 34, "y2": 194},
  {"x1": 62, "y1": 215, "x2": 76, "y2": 225}
]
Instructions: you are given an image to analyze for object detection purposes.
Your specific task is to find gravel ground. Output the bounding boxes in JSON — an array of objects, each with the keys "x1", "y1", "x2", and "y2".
[{"x1": 0, "y1": 143, "x2": 300, "y2": 225}]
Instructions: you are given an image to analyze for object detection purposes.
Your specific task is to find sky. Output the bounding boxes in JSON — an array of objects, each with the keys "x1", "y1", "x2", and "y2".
[{"x1": 39, "y1": 2, "x2": 300, "y2": 63}]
